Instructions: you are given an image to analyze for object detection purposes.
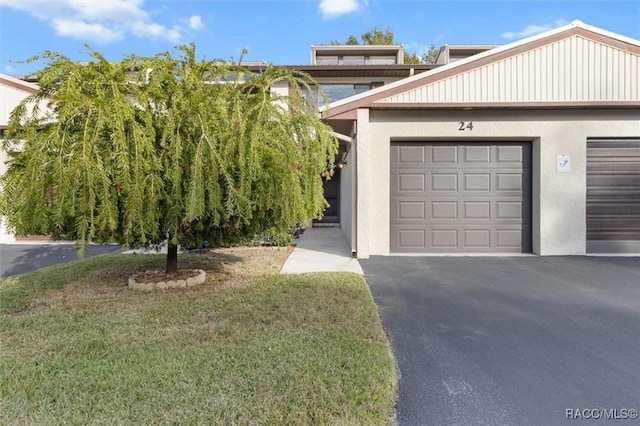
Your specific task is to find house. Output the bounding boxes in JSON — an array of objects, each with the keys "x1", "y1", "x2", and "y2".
[
  {"x1": 315, "y1": 20, "x2": 640, "y2": 257},
  {"x1": 0, "y1": 74, "x2": 41, "y2": 243},
  {"x1": 2, "y1": 20, "x2": 639, "y2": 257}
]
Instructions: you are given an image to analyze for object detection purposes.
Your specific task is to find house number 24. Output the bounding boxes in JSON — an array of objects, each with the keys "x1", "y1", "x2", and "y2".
[{"x1": 458, "y1": 121, "x2": 474, "y2": 131}]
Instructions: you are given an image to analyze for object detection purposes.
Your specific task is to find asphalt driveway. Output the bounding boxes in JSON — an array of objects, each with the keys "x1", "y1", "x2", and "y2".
[
  {"x1": 361, "y1": 256, "x2": 640, "y2": 426},
  {"x1": 0, "y1": 244, "x2": 123, "y2": 278}
]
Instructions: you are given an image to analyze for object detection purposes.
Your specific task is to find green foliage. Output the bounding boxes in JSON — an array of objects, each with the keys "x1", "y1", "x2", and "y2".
[
  {"x1": 360, "y1": 26, "x2": 395, "y2": 45},
  {"x1": 345, "y1": 34, "x2": 360, "y2": 45},
  {"x1": 0, "y1": 45, "x2": 338, "y2": 256},
  {"x1": 423, "y1": 44, "x2": 441, "y2": 64},
  {"x1": 404, "y1": 52, "x2": 422, "y2": 64}
]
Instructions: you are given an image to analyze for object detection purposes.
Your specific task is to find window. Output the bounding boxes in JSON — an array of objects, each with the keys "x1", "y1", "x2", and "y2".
[
  {"x1": 368, "y1": 56, "x2": 397, "y2": 65},
  {"x1": 354, "y1": 84, "x2": 370, "y2": 95},
  {"x1": 316, "y1": 56, "x2": 339, "y2": 65},
  {"x1": 303, "y1": 83, "x2": 372, "y2": 110},
  {"x1": 343, "y1": 56, "x2": 365, "y2": 65}
]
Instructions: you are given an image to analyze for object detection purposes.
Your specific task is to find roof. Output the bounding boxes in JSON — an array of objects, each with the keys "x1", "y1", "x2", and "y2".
[
  {"x1": 0, "y1": 73, "x2": 39, "y2": 94},
  {"x1": 435, "y1": 44, "x2": 502, "y2": 64},
  {"x1": 311, "y1": 44, "x2": 404, "y2": 55},
  {"x1": 321, "y1": 20, "x2": 640, "y2": 120}
]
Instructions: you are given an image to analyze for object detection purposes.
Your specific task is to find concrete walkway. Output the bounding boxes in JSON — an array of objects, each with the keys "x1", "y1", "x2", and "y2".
[{"x1": 280, "y1": 226, "x2": 363, "y2": 274}]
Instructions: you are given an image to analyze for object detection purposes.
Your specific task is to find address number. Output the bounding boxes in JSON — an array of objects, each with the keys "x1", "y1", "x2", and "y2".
[{"x1": 458, "y1": 121, "x2": 474, "y2": 131}]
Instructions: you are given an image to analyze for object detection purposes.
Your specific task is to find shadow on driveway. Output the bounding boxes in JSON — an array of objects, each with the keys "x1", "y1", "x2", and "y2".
[
  {"x1": 361, "y1": 256, "x2": 640, "y2": 426},
  {"x1": 0, "y1": 244, "x2": 124, "y2": 278}
]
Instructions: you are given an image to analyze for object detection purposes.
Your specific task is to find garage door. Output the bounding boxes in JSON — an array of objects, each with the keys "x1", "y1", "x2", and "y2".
[
  {"x1": 390, "y1": 142, "x2": 531, "y2": 253},
  {"x1": 587, "y1": 138, "x2": 640, "y2": 253}
]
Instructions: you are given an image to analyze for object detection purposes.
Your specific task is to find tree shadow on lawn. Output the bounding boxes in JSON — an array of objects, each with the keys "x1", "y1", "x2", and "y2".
[{"x1": 0, "y1": 249, "x2": 246, "y2": 314}]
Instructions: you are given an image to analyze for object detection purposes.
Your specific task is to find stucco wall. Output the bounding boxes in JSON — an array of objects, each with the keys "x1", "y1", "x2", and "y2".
[
  {"x1": 339, "y1": 149, "x2": 355, "y2": 252},
  {"x1": 358, "y1": 108, "x2": 640, "y2": 257}
]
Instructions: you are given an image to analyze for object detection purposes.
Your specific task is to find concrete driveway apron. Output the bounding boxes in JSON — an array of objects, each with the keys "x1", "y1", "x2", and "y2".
[{"x1": 361, "y1": 256, "x2": 640, "y2": 426}]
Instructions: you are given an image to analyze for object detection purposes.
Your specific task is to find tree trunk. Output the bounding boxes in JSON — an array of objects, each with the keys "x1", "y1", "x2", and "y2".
[{"x1": 166, "y1": 242, "x2": 178, "y2": 274}]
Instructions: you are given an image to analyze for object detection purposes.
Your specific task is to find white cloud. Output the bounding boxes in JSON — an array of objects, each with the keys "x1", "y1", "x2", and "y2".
[
  {"x1": 0, "y1": 0, "x2": 199, "y2": 44},
  {"x1": 501, "y1": 19, "x2": 569, "y2": 40},
  {"x1": 319, "y1": 0, "x2": 365, "y2": 19},
  {"x1": 4, "y1": 64, "x2": 18, "y2": 73},
  {"x1": 188, "y1": 15, "x2": 204, "y2": 30},
  {"x1": 131, "y1": 21, "x2": 181, "y2": 43},
  {"x1": 52, "y1": 18, "x2": 124, "y2": 44}
]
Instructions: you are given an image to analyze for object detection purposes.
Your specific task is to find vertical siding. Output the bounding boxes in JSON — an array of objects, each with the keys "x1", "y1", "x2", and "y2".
[{"x1": 379, "y1": 35, "x2": 640, "y2": 104}]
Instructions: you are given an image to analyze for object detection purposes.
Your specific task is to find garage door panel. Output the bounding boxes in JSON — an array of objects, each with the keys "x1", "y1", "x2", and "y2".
[
  {"x1": 496, "y1": 201, "x2": 523, "y2": 219},
  {"x1": 464, "y1": 146, "x2": 491, "y2": 163},
  {"x1": 395, "y1": 228, "x2": 427, "y2": 250},
  {"x1": 497, "y1": 145, "x2": 524, "y2": 162},
  {"x1": 587, "y1": 201, "x2": 640, "y2": 215},
  {"x1": 464, "y1": 229, "x2": 491, "y2": 248},
  {"x1": 432, "y1": 145, "x2": 458, "y2": 163},
  {"x1": 391, "y1": 142, "x2": 531, "y2": 253},
  {"x1": 496, "y1": 229, "x2": 523, "y2": 248},
  {"x1": 431, "y1": 229, "x2": 459, "y2": 248},
  {"x1": 587, "y1": 138, "x2": 640, "y2": 253},
  {"x1": 496, "y1": 173, "x2": 523, "y2": 191},
  {"x1": 464, "y1": 174, "x2": 491, "y2": 191},
  {"x1": 431, "y1": 173, "x2": 459, "y2": 191},
  {"x1": 398, "y1": 173, "x2": 426, "y2": 191},
  {"x1": 464, "y1": 201, "x2": 491, "y2": 219},
  {"x1": 398, "y1": 145, "x2": 427, "y2": 164},
  {"x1": 431, "y1": 201, "x2": 458, "y2": 219},
  {"x1": 397, "y1": 201, "x2": 426, "y2": 220}
]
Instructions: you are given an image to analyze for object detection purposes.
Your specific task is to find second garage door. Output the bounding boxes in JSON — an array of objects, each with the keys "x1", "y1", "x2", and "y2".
[
  {"x1": 390, "y1": 142, "x2": 531, "y2": 253},
  {"x1": 587, "y1": 138, "x2": 640, "y2": 253}
]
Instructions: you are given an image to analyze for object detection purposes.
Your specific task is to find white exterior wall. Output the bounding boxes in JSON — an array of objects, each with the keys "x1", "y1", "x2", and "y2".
[
  {"x1": 355, "y1": 109, "x2": 370, "y2": 257},
  {"x1": 356, "y1": 109, "x2": 640, "y2": 257},
  {"x1": 1, "y1": 79, "x2": 36, "y2": 243}
]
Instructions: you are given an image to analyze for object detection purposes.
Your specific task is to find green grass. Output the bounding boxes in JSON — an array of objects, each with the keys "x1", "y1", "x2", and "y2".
[{"x1": 0, "y1": 253, "x2": 397, "y2": 425}]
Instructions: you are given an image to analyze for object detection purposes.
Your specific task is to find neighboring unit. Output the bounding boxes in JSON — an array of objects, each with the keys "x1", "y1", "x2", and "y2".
[{"x1": 0, "y1": 74, "x2": 40, "y2": 243}]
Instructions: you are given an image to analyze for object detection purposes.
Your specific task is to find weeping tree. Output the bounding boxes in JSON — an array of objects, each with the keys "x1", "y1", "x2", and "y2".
[{"x1": 0, "y1": 45, "x2": 337, "y2": 273}]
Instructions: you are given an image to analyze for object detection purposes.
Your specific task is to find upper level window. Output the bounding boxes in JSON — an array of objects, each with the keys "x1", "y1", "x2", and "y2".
[
  {"x1": 368, "y1": 56, "x2": 397, "y2": 65},
  {"x1": 316, "y1": 56, "x2": 339, "y2": 65},
  {"x1": 303, "y1": 83, "x2": 374, "y2": 110},
  {"x1": 353, "y1": 84, "x2": 370, "y2": 95},
  {"x1": 343, "y1": 56, "x2": 365, "y2": 65}
]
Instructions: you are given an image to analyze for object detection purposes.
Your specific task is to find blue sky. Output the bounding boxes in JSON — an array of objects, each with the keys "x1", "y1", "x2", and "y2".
[{"x1": 1, "y1": 0, "x2": 639, "y2": 75}]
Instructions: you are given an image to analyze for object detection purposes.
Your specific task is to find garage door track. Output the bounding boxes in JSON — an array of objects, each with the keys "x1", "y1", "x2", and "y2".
[{"x1": 361, "y1": 256, "x2": 640, "y2": 426}]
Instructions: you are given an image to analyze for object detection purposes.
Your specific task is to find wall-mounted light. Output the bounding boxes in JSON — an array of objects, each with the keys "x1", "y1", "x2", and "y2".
[{"x1": 337, "y1": 151, "x2": 348, "y2": 168}]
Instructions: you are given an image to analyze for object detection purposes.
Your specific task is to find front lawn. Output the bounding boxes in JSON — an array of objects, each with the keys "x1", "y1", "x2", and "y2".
[{"x1": 0, "y1": 248, "x2": 397, "y2": 425}]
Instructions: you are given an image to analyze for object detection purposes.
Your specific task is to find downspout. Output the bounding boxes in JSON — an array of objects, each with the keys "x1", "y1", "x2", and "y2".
[{"x1": 330, "y1": 131, "x2": 353, "y2": 145}]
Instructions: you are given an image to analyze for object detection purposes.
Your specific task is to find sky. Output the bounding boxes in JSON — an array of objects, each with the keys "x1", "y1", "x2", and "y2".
[{"x1": 1, "y1": 0, "x2": 639, "y2": 75}]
